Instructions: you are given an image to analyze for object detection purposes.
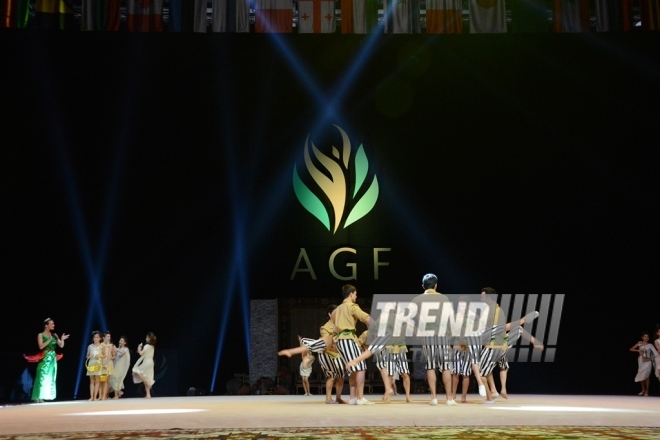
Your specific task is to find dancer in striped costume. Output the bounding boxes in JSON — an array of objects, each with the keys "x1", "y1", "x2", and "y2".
[
  {"x1": 317, "y1": 304, "x2": 346, "y2": 404},
  {"x1": 332, "y1": 284, "x2": 372, "y2": 405}
]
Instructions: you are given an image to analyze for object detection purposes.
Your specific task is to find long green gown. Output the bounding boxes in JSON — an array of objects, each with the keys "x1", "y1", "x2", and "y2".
[{"x1": 31, "y1": 333, "x2": 57, "y2": 401}]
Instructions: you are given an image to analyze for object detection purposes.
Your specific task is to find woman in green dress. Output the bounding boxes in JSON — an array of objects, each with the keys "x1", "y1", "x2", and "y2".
[{"x1": 32, "y1": 318, "x2": 69, "y2": 403}]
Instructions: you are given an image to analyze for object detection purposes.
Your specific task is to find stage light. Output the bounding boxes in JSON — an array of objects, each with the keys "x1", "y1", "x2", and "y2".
[{"x1": 209, "y1": 267, "x2": 237, "y2": 394}]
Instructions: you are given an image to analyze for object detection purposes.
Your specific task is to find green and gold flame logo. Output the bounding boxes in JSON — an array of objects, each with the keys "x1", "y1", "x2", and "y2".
[{"x1": 293, "y1": 125, "x2": 379, "y2": 234}]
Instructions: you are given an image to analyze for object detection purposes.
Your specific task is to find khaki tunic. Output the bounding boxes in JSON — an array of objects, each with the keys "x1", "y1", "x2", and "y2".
[
  {"x1": 332, "y1": 297, "x2": 370, "y2": 344},
  {"x1": 320, "y1": 320, "x2": 341, "y2": 359}
]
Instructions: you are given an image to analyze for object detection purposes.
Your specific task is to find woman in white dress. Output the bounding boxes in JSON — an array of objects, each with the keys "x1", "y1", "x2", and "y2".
[
  {"x1": 630, "y1": 332, "x2": 659, "y2": 396},
  {"x1": 110, "y1": 336, "x2": 131, "y2": 399},
  {"x1": 86, "y1": 331, "x2": 105, "y2": 401},
  {"x1": 132, "y1": 332, "x2": 156, "y2": 398}
]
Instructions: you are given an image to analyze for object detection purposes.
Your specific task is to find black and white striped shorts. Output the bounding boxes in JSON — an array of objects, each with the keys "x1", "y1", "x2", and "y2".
[
  {"x1": 301, "y1": 337, "x2": 327, "y2": 353},
  {"x1": 317, "y1": 352, "x2": 346, "y2": 379},
  {"x1": 375, "y1": 350, "x2": 410, "y2": 376},
  {"x1": 422, "y1": 344, "x2": 452, "y2": 371},
  {"x1": 479, "y1": 346, "x2": 506, "y2": 376},
  {"x1": 453, "y1": 349, "x2": 472, "y2": 376},
  {"x1": 336, "y1": 339, "x2": 367, "y2": 373}
]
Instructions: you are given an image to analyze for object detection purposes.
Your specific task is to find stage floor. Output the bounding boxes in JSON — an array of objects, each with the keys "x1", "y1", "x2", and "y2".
[{"x1": 1, "y1": 394, "x2": 659, "y2": 436}]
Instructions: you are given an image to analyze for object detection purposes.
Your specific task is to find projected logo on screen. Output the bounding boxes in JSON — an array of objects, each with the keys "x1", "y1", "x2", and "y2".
[{"x1": 292, "y1": 125, "x2": 379, "y2": 233}]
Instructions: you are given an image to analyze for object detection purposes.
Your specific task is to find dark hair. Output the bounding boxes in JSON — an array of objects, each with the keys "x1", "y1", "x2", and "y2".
[
  {"x1": 146, "y1": 332, "x2": 157, "y2": 345},
  {"x1": 327, "y1": 304, "x2": 338, "y2": 315},
  {"x1": 422, "y1": 274, "x2": 438, "y2": 289},
  {"x1": 91, "y1": 330, "x2": 102, "y2": 341},
  {"x1": 42, "y1": 318, "x2": 53, "y2": 329},
  {"x1": 119, "y1": 335, "x2": 128, "y2": 346},
  {"x1": 341, "y1": 284, "x2": 356, "y2": 299},
  {"x1": 481, "y1": 287, "x2": 497, "y2": 295}
]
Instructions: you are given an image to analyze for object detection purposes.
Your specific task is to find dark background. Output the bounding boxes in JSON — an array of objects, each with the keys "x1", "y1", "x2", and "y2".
[{"x1": 1, "y1": 30, "x2": 659, "y2": 401}]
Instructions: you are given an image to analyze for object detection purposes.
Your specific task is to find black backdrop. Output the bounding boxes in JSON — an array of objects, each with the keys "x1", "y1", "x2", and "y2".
[{"x1": 2, "y1": 30, "x2": 659, "y2": 400}]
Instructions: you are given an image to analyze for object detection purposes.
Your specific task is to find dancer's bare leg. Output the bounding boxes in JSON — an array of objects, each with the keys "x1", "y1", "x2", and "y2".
[
  {"x1": 471, "y1": 363, "x2": 488, "y2": 397},
  {"x1": 402, "y1": 373, "x2": 411, "y2": 402},
  {"x1": 442, "y1": 369, "x2": 454, "y2": 402},
  {"x1": 325, "y1": 377, "x2": 335, "y2": 403},
  {"x1": 345, "y1": 349, "x2": 373, "y2": 371},
  {"x1": 88, "y1": 377, "x2": 99, "y2": 401},
  {"x1": 280, "y1": 335, "x2": 333, "y2": 358},
  {"x1": 461, "y1": 376, "x2": 470, "y2": 403},
  {"x1": 379, "y1": 368, "x2": 393, "y2": 403},
  {"x1": 487, "y1": 373, "x2": 497, "y2": 395},
  {"x1": 451, "y1": 373, "x2": 459, "y2": 400},
  {"x1": 302, "y1": 376, "x2": 311, "y2": 395},
  {"x1": 482, "y1": 374, "x2": 495, "y2": 402},
  {"x1": 335, "y1": 377, "x2": 346, "y2": 403},
  {"x1": 427, "y1": 369, "x2": 437, "y2": 403},
  {"x1": 356, "y1": 370, "x2": 366, "y2": 400},
  {"x1": 278, "y1": 346, "x2": 308, "y2": 358},
  {"x1": 101, "y1": 380, "x2": 109, "y2": 400},
  {"x1": 391, "y1": 376, "x2": 399, "y2": 395},
  {"x1": 499, "y1": 369, "x2": 509, "y2": 399},
  {"x1": 349, "y1": 372, "x2": 357, "y2": 401}
]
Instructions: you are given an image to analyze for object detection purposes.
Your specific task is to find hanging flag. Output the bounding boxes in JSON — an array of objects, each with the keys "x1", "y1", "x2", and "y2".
[
  {"x1": 621, "y1": 0, "x2": 634, "y2": 30},
  {"x1": 169, "y1": 0, "x2": 208, "y2": 32},
  {"x1": 553, "y1": 0, "x2": 589, "y2": 32},
  {"x1": 425, "y1": 0, "x2": 463, "y2": 34},
  {"x1": 383, "y1": 0, "x2": 421, "y2": 33},
  {"x1": 35, "y1": 0, "x2": 76, "y2": 30},
  {"x1": 81, "y1": 0, "x2": 120, "y2": 31},
  {"x1": 594, "y1": 0, "x2": 625, "y2": 31},
  {"x1": 510, "y1": 0, "x2": 548, "y2": 32},
  {"x1": 297, "y1": 0, "x2": 336, "y2": 33},
  {"x1": 1, "y1": 0, "x2": 30, "y2": 28},
  {"x1": 640, "y1": 0, "x2": 660, "y2": 30},
  {"x1": 127, "y1": 0, "x2": 164, "y2": 32},
  {"x1": 212, "y1": 0, "x2": 251, "y2": 32},
  {"x1": 340, "y1": 0, "x2": 378, "y2": 33},
  {"x1": 254, "y1": 0, "x2": 293, "y2": 32},
  {"x1": 469, "y1": 0, "x2": 506, "y2": 33}
]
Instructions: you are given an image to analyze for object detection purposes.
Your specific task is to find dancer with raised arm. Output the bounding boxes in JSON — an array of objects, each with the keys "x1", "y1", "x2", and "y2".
[
  {"x1": 631, "y1": 332, "x2": 658, "y2": 396},
  {"x1": 29, "y1": 318, "x2": 69, "y2": 403},
  {"x1": 133, "y1": 332, "x2": 157, "y2": 398}
]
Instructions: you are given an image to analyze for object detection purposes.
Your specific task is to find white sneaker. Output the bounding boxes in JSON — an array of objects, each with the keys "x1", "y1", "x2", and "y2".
[
  {"x1": 446, "y1": 399, "x2": 458, "y2": 406},
  {"x1": 348, "y1": 398, "x2": 357, "y2": 405},
  {"x1": 357, "y1": 398, "x2": 374, "y2": 405},
  {"x1": 482, "y1": 399, "x2": 495, "y2": 404},
  {"x1": 478, "y1": 385, "x2": 487, "y2": 397},
  {"x1": 429, "y1": 398, "x2": 438, "y2": 406}
]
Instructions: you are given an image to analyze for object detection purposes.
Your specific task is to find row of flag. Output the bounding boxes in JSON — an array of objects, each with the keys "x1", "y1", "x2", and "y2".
[{"x1": 2, "y1": 0, "x2": 660, "y2": 32}]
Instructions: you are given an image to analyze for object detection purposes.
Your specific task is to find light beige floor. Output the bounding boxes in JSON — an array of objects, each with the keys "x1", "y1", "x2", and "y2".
[{"x1": 1, "y1": 394, "x2": 659, "y2": 435}]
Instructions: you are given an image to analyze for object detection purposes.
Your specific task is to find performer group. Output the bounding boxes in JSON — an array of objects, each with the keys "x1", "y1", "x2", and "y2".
[
  {"x1": 279, "y1": 274, "x2": 544, "y2": 405},
  {"x1": 28, "y1": 318, "x2": 157, "y2": 403}
]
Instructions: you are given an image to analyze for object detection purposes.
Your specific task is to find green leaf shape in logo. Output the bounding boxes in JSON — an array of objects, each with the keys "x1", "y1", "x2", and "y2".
[
  {"x1": 293, "y1": 127, "x2": 379, "y2": 233},
  {"x1": 293, "y1": 163, "x2": 331, "y2": 232},
  {"x1": 345, "y1": 144, "x2": 379, "y2": 228}
]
